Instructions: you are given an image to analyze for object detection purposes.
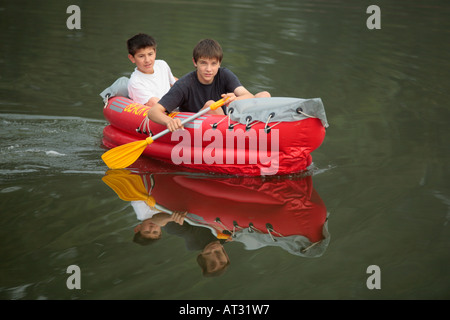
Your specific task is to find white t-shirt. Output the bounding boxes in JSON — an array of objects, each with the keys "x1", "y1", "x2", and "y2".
[
  {"x1": 127, "y1": 60, "x2": 176, "y2": 105},
  {"x1": 131, "y1": 201, "x2": 160, "y2": 221}
]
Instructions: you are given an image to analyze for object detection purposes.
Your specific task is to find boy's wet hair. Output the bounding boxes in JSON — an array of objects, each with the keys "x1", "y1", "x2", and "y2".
[
  {"x1": 133, "y1": 231, "x2": 161, "y2": 246},
  {"x1": 127, "y1": 33, "x2": 157, "y2": 56},
  {"x1": 197, "y1": 253, "x2": 230, "y2": 277},
  {"x1": 193, "y1": 39, "x2": 223, "y2": 63}
]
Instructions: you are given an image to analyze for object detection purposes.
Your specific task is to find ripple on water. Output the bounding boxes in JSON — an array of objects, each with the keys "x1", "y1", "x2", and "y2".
[{"x1": 0, "y1": 114, "x2": 107, "y2": 177}]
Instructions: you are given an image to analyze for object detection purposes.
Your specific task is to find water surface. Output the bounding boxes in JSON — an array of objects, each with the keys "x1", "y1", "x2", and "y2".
[{"x1": 0, "y1": 0, "x2": 449, "y2": 300}]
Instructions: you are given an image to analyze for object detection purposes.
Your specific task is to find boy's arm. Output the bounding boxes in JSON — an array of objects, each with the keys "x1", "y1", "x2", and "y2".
[
  {"x1": 234, "y1": 86, "x2": 255, "y2": 100},
  {"x1": 147, "y1": 103, "x2": 184, "y2": 132},
  {"x1": 149, "y1": 211, "x2": 187, "y2": 226},
  {"x1": 221, "y1": 86, "x2": 255, "y2": 106},
  {"x1": 144, "y1": 97, "x2": 160, "y2": 108}
]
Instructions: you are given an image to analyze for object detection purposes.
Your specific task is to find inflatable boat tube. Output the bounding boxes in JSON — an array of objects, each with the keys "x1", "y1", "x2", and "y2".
[{"x1": 102, "y1": 96, "x2": 327, "y2": 176}]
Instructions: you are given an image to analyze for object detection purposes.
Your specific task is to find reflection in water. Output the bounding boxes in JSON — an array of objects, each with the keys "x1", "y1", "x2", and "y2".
[
  {"x1": 0, "y1": 0, "x2": 447, "y2": 299},
  {"x1": 102, "y1": 167, "x2": 330, "y2": 277}
]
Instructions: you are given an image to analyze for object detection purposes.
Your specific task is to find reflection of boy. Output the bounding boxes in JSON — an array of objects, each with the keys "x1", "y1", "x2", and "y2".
[
  {"x1": 127, "y1": 33, "x2": 177, "y2": 107},
  {"x1": 132, "y1": 200, "x2": 186, "y2": 246},
  {"x1": 164, "y1": 222, "x2": 230, "y2": 277},
  {"x1": 197, "y1": 240, "x2": 230, "y2": 277},
  {"x1": 132, "y1": 200, "x2": 163, "y2": 245},
  {"x1": 133, "y1": 219, "x2": 162, "y2": 245}
]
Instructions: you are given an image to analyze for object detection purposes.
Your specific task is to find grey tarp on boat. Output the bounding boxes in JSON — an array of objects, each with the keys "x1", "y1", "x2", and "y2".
[
  {"x1": 175, "y1": 208, "x2": 331, "y2": 258},
  {"x1": 233, "y1": 211, "x2": 331, "y2": 258},
  {"x1": 99, "y1": 76, "x2": 130, "y2": 102},
  {"x1": 151, "y1": 198, "x2": 330, "y2": 257},
  {"x1": 227, "y1": 97, "x2": 329, "y2": 128},
  {"x1": 99, "y1": 77, "x2": 329, "y2": 129}
]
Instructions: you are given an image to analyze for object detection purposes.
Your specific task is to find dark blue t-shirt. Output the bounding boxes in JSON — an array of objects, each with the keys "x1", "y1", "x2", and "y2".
[{"x1": 159, "y1": 67, "x2": 242, "y2": 113}]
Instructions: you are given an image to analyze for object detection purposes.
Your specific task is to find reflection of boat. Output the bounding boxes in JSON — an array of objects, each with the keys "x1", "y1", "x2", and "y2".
[
  {"x1": 102, "y1": 166, "x2": 330, "y2": 257},
  {"x1": 100, "y1": 78, "x2": 328, "y2": 176}
]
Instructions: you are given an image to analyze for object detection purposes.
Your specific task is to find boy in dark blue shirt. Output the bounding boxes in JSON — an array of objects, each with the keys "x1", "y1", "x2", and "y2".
[{"x1": 147, "y1": 38, "x2": 270, "y2": 132}]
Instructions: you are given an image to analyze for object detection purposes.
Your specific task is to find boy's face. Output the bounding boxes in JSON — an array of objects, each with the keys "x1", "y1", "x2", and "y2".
[
  {"x1": 193, "y1": 57, "x2": 221, "y2": 85},
  {"x1": 128, "y1": 47, "x2": 156, "y2": 74},
  {"x1": 134, "y1": 219, "x2": 161, "y2": 239},
  {"x1": 200, "y1": 241, "x2": 229, "y2": 273}
]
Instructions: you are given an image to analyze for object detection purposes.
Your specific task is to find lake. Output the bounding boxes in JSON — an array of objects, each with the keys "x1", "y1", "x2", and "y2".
[{"x1": 0, "y1": 0, "x2": 449, "y2": 303}]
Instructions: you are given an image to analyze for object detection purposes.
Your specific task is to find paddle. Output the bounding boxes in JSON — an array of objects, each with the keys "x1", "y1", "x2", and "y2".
[
  {"x1": 101, "y1": 169, "x2": 231, "y2": 239},
  {"x1": 101, "y1": 169, "x2": 156, "y2": 206},
  {"x1": 102, "y1": 169, "x2": 196, "y2": 217},
  {"x1": 101, "y1": 98, "x2": 228, "y2": 169}
]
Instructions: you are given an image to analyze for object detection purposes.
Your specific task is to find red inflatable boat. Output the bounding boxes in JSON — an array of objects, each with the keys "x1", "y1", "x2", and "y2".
[
  {"x1": 102, "y1": 95, "x2": 328, "y2": 176},
  {"x1": 102, "y1": 167, "x2": 330, "y2": 257}
]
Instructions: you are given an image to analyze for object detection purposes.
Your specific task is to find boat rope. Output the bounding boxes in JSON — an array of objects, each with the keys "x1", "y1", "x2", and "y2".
[
  {"x1": 265, "y1": 121, "x2": 281, "y2": 132},
  {"x1": 103, "y1": 93, "x2": 111, "y2": 109},
  {"x1": 213, "y1": 218, "x2": 322, "y2": 251},
  {"x1": 245, "y1": 116, "x2": 252, "y2": 131},
  {"x1": 210, "y1": 108, "x2": 241, "y2": 130},
  {"x1": 227, "y1": 109, "x2": 239, "y2": 130},
  {"x1": 136, "y1": 117, "x2": 153, "y2": 136},
  {"x1": 215, "y1": 218, "x2": 234, "y2": 237},
  {"x1": 209, "y1": 108, "x2": 297, "y2": 133},
  {"x1": 136, "y1": 117, "x2": 145, "y2": 134},
  {"x1": 146, "y1": 118, "x2": 152, "y2": 136},
  {"x1": 214, "y1": 218, "x2": 283, "y2": 242},
  {"x1": 246, "y1": 120, "x2": 259, "y2": 129},
  {"x1": 300, "y1": 241, "x2": 321, "y2": 253},
  {"x1": 296, "y1": 107, "x2": 316, "y2": 119},
  {"x1": 265, "y1": 113, "x2": 273, "y2": 126},
  {"x1": 265, "y1": 223, "x2": 283, "y2": 242},
  {"x1": 247, "y1": 223, "x2": 283, "y2": 242},
  {"x1": 233, "y1": 221, "x2": 245, "y2": 236},
  {"x1": 264, "y1": 113, "x2": 281, "y2": 133},
  {"x1": 245, "y1": 116, "x2": 259, "y2": 131},
  {"x1": 210, "y1": 112, "x2": 229, "y2": 129}
]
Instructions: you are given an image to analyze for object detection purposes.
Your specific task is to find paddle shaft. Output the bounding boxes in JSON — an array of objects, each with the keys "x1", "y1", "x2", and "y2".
[
  {"x1": 154, "y1": 203, "x2": 224, "y2": 236},
  {"x1": 154, "y1": 203, "x2": 195, "y2": 220},
  {"x1": 149, "y1": 98, "x2": 227, "y2": 142},
  {"x1": 101, "y1": 98, "x2": 227, "y2": 169}
]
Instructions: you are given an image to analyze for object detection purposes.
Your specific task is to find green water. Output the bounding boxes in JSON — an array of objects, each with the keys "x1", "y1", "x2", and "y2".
[{"x1": 0, "y1": 0, "x2": 449, "y2": 301}]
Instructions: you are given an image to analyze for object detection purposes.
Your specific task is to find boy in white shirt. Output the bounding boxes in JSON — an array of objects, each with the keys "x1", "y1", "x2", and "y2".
[
  {"x1": 127, "y1": 33, "x2": 177, "y2": 107},
  {"x1": 132, "y1": 201, "x2": 187, "y2": 245}
]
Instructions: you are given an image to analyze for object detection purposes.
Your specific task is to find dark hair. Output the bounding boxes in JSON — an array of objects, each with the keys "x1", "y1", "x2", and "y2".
[
  {"x1": 196, "y1": 254, "x2": 230, "y2": 277},
  {"x1": 133, "y1": 231, "x2": 161, "y2": 246},
  {"x1": 127, "y1": 33, "x2": 157, "y2": 56},
  {"x1": 193, "y1": 39, "x2": 223, "y2": 63},
  {"x1": 196, "y1": 242, "x2": 230, "y2": 277}
]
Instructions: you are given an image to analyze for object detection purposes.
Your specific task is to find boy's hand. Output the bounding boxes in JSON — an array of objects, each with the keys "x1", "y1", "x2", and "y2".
[
  {"x1": 148, "y1": 104, "x2": 184, "y2": 132},
  {"x1": 166, "y1": 117, "x2": 184, "y2": 132},
  {"x1": 221, "y1": 93, "x2": 236, "y2": 106},
  {"x1": 171, "y1": 211, "x2": 187, "y2": 225}
]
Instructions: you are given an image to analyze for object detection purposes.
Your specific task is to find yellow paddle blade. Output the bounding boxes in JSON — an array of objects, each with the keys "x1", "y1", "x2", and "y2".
[
  {"x1": 102, "y1": 137, "x2": 153, "y2": 169},
  {"x1": 102, "y1": 169, "x2": 148, "y2": 201}
]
